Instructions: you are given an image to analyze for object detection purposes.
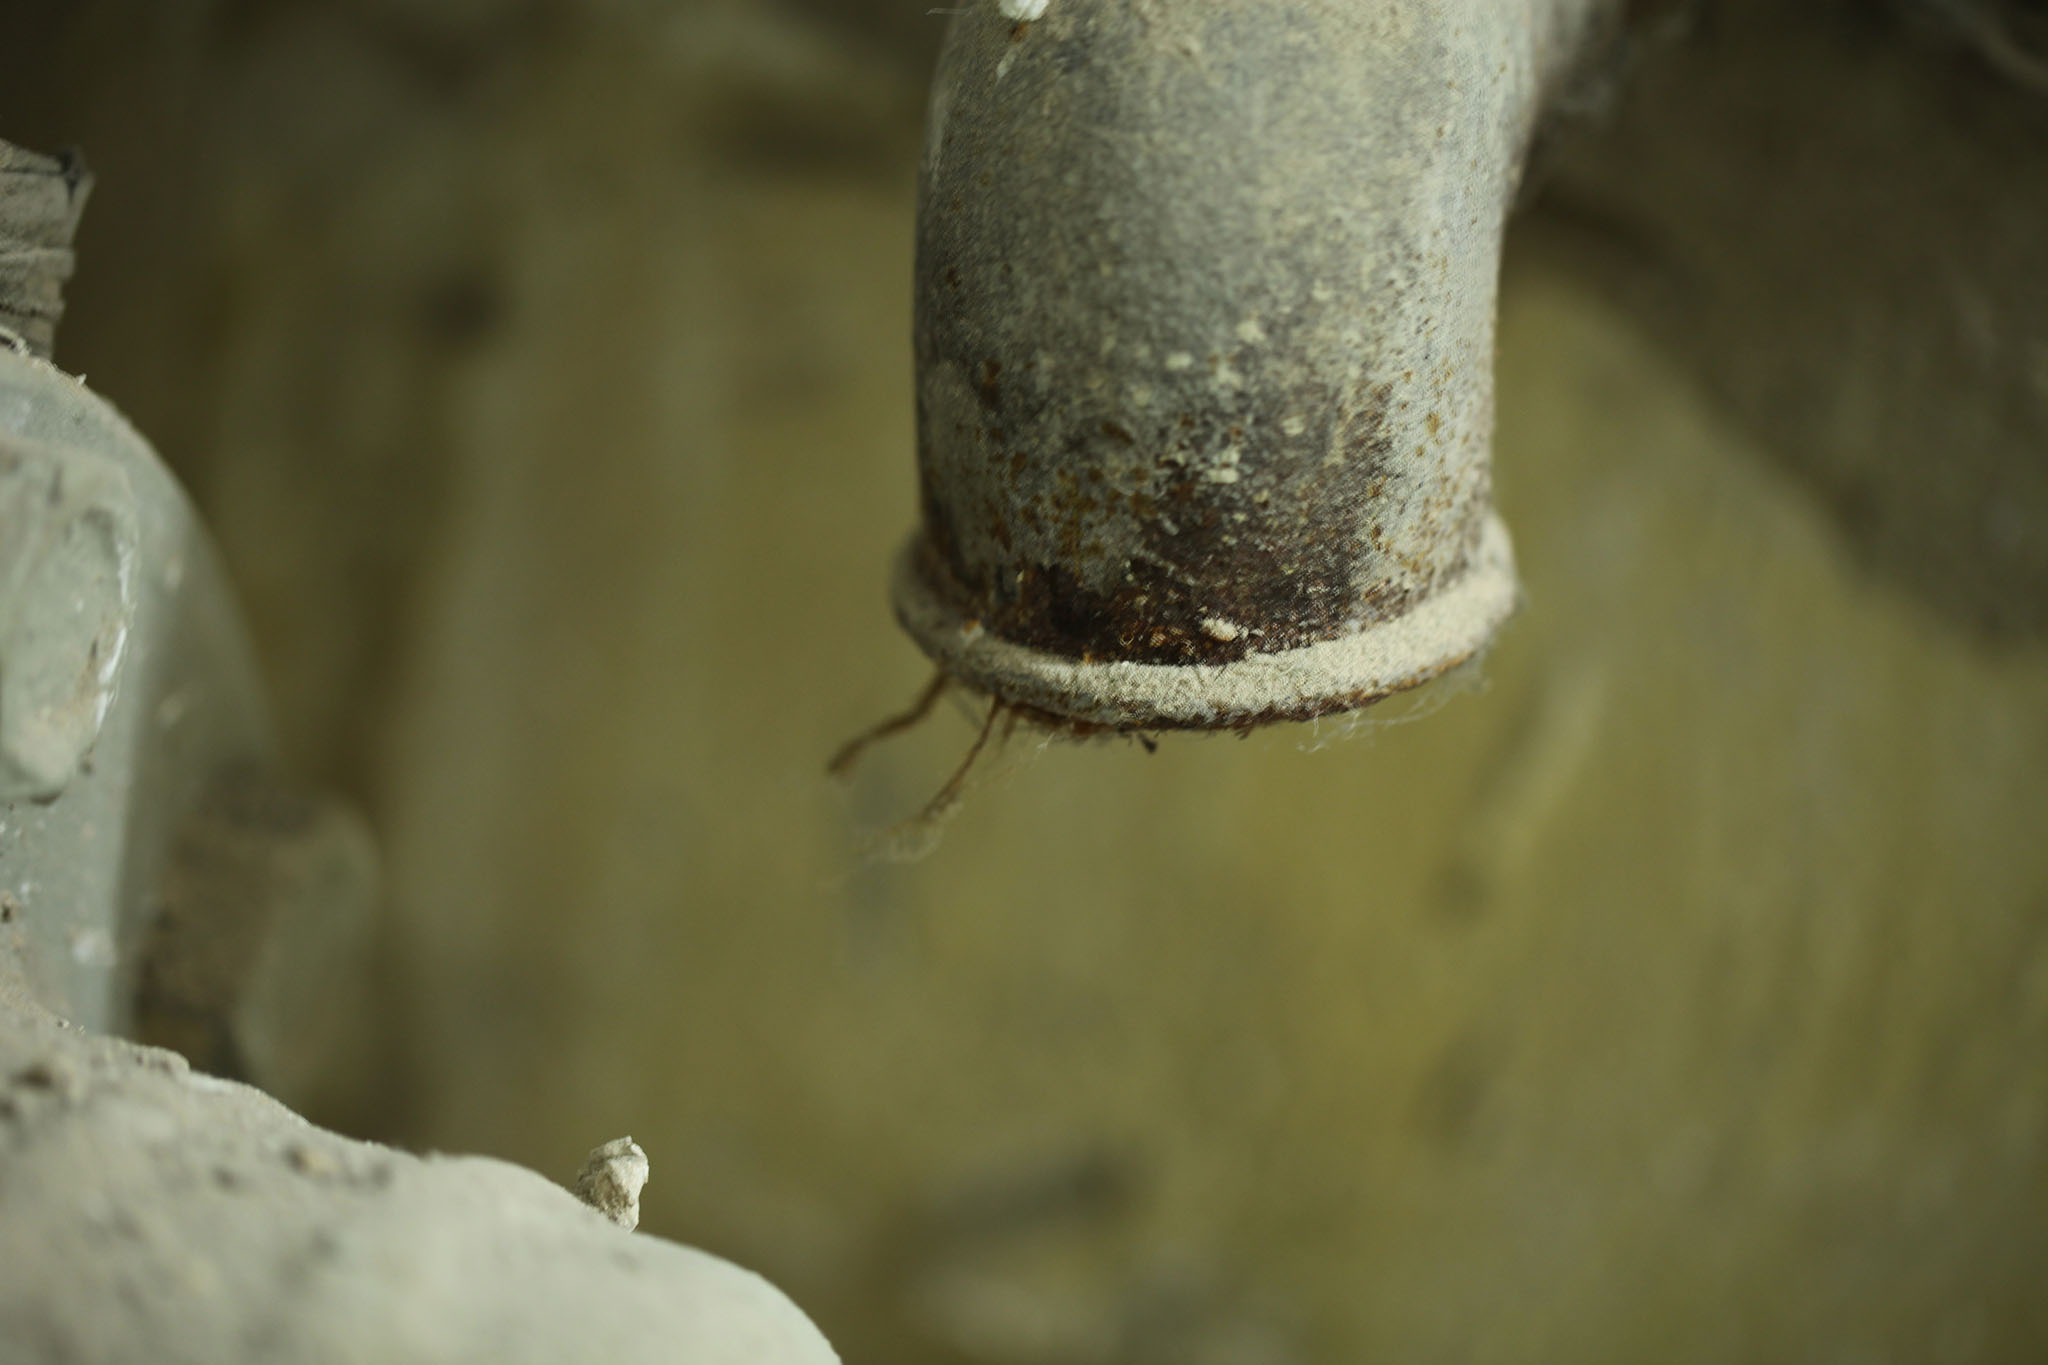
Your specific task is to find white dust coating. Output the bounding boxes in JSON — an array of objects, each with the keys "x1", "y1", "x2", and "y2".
[
  {"x1": 573, "y1": 1136, "x2": 651, "y2": 1230},
  {"x1": 998, "y1": 0, "x2": 1050, "y2": 18},
  {"x1": 893, "y1": 514, "x2": 1519, "y2": 729}
]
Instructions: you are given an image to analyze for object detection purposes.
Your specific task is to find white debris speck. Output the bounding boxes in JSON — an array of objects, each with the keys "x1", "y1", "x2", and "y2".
[
  {"x1": 1165, "y1": 352, "x2": 1194, "y2": 371},
  {"x1": 999, "y1": 0, "x2": 1050, "y2": 19},
  {"x1": 572, "y1": 1136, "x2": 650, "y2": 1231},
  {"x1": 1202, "y1": 618, "x2": 1242, "y2": 642},
  {"x1": 1281, "y1": 414, "x2": 1307, "y2": 436},
  {"x1": 1235, "y1": 318, "x2": 1267, "y2": 345}
]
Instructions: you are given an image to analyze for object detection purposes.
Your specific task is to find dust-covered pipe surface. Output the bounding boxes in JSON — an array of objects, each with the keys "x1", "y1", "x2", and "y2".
[{"x1": 893, "y1": 0, "x2": 1619, "y2": 730}]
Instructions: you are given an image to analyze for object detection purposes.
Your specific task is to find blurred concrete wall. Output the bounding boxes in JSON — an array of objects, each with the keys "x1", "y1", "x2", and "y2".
[{"x1": 8, "y1": 2, "x2": 2047, "y2": 1361}]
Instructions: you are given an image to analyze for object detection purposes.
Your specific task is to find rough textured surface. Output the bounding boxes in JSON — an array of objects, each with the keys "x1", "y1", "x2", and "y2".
[
  {"x1": 903, "y1": 1, "x2": 1612, "y2": 726},
  {"x1": 573, "y1": 1135, "x2": 652, "y2": 1230},
  {"x1": 893, "y1": 514, "x2": 1516, "y2": 729},
  {"x1": 0, "y1": 976, "x2": 837, "y2": 1365},
  {"x1": 0, "y1": 141, "x2": 89, "y2": 357}
]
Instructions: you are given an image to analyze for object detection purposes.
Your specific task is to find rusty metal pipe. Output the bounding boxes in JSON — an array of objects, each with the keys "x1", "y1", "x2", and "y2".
[{"x1": 893, "y1": 0, "x2": 1618, "y2": 730}]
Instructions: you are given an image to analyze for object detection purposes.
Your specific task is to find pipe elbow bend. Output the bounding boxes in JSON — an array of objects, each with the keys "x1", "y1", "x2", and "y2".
[{"x1": 897, "y1": 0, "x2": 1600, "y2": 730}]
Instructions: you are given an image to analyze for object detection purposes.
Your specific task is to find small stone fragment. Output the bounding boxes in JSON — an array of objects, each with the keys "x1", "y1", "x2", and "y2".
[
  {"x1": 284, "y1": 1142, "x2": 339, "y2": 1178},
  {"x1": 571, "y1": 1136, "x2": 649, "y2": 1231}
]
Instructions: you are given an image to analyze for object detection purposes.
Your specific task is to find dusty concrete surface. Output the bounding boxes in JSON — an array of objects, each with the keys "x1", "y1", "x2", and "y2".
[
  {"x1": 0, "y1": 972, "x2": 837, "y2": 1364},
  {"x1": 4, "y1": 2, "x2": 2046, "y2": 1363}
]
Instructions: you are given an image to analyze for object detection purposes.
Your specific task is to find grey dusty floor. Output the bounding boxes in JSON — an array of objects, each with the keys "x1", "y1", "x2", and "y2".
[{"x1": 0, "y1": 970, "x2": 837, "y2": 1363}]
